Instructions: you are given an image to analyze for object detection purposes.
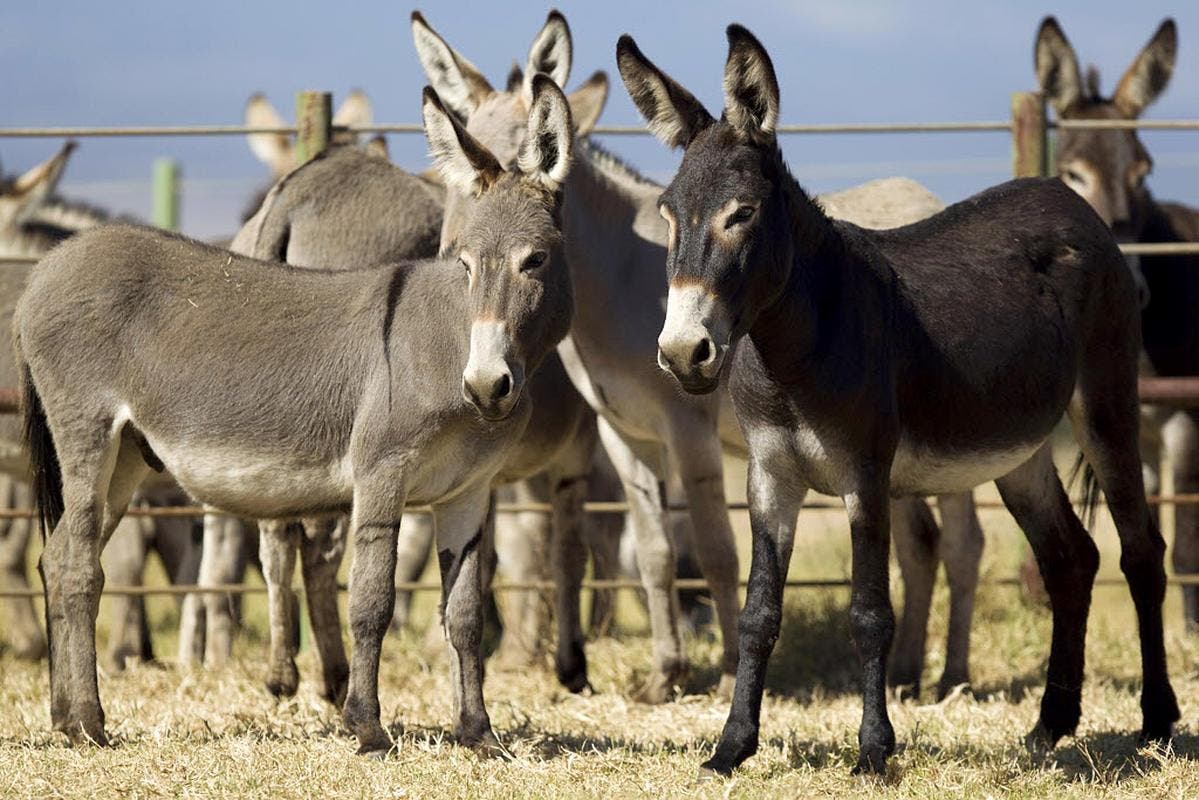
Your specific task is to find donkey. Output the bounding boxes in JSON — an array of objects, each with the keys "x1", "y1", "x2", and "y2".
[
  {"x1": 416, "y1": 9, "x2": 978, "y2": 702},
  {"x1": 1034, "y1": 16, "x2": 1199, "y2": 628},
  {"x1": 17, "y1": 77, "x2": 576, "y2": 755},
  {"x1": 229, "y1": 136, "x2": 600, "y2": 700},
  {"x1": 618, "y1": 24, "x2": 1178, "y2": 775},
  {"x1": 1, "y1": 143, "x2": 197, "y2": 670}
]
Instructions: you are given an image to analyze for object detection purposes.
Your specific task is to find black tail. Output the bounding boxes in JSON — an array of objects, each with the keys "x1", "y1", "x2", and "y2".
[
  {"x1": 21, "y1": 364, "x2": 63, "y2": 539},
  {"x1": 1066, "y1": 451, "x2": 1101, "y2": 532}
]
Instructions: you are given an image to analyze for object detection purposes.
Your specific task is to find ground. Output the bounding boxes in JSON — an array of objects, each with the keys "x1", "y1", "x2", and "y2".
[{"x1": 3, "y1": 450, "x2": 1199, "y2": 798}]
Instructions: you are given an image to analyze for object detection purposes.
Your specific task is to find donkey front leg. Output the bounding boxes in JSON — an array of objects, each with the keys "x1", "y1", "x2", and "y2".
[
  {"x1": 300, "y1": 516, "x2": 349, "y2": 706},
  {"x1": 342, "y1": 483, "x2": 403, "y2": 757},
  {"x1": 0, "y1": 477, "x2": 45, "y2": 660},
  {"x1": 935, "y1": 491, "x2": 983, "y2": 698},
  {"x1": 597, "y1": 417, "x2": 684, "y2": 703},
  {"x1": 259, "y1": 519, "x2": 301, "y2": 698},
  {"x1": 888, "y1": 497, "x2": 938, "y2": 699},
  {"x1": 702, "y1": 455, "x2": 805, "y2": 777},
  {"x1": 550, "y1": 471, "x2": 591, "y2": 693},
  {"x1": 434, "y1": 487, "x2": 502, "y2": 754},
  {"x1": 100, "y1": 510, "x2": 154, "y2": 672}
]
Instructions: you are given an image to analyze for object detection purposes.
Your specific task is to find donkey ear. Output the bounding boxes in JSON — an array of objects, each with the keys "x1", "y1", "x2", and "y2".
[
  {"x1": 422, "y1": 87, "x2": 503, "y2": 196},
  {"x1": 364, "y1": 135, "x2": 390, "y2": 161},
  {"x1": 522, "y1": 10, "x2": 572, "y2": 106},
  {"x1": 333, "y1": 89, "x2": 373, "y2": 140},
  {"x1": 1, "y1": 141, "x2": 76, "y2": 227},
  {"x1": 411, "y1": 11, "x2": 494, "y2": 122},
  {"x1": 245, "y1": 93, "x2": 294, "y2": 177},
  {"x1": 1114, "y1": 19, "x2": 1177, "y2": 118},
  {"x1": 616, "y1": 34, "x2": 714, "y2": 149},
  {"x1": 1034, "y1": 17, "x2": 1085, "y2": 115},
  {"x1": 518, "y1": 74, "x2": 573, "y2": 191},
  {"x1": 723, "y1": 25, "x2": 780, "y2": 140},
  {"x1": 506, "y1": 61, "x2": 525, "y2": 93},
  {"x1": 568, "y1": 71, "x2": 608, "y2": 135}
]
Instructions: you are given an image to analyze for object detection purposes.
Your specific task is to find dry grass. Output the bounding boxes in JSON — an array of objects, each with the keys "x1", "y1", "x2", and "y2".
[{"x1": 3, "y1": 449, "x2": 1199, "y2": 797}]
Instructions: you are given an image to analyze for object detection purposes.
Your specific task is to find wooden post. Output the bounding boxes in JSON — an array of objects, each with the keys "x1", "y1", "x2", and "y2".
[
  {"x1": 151, "y1": 158, "x2": 180, "y2": 231},
  {"x1": 294, "y1": 90, "x2": 333, "y2": 166},
  {"x1": 1011, "y1": 91, "x2": 1048, "y2": 178}
]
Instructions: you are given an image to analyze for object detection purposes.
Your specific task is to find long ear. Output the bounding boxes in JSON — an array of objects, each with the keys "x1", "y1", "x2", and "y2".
[
  {"x1": 723, "y1": 25, "x2": 780, "y2": 140},
  {"x1": 2, "y1": 141, "x2": 76, "y2": 226},
  {"x1": 1034, "y1": 17, "x2": 1084, "y2": 114},
  {"x1": 517, "y1": 74, "x2": 573, "y2": 191},
  {"x1": 616, "y1": 34, "x2": 714, "y2": 149},
  {"x1": 506, "y1": 61, "x2": 524, "y2": 93},
  {"x1": 365, "y1": 135, "x2": 390, "y2": 161},
  {"x1": 333, "y1": 89, "x2": 373, "y2": 143},
  {"x1": 1114, "y1": 19, "x2": 1177, "y2": 118},
  {"x1": 422, "y1": 87, "x2": 503, "y2": 196},
  {"x1": 245, "y1": 93, "x2": 294, "y2": 176},
  {"x1": 568, "y1": 71, "x2": 608, "y2": 135},
  {"x1": 522, "y1": 10, "x2": 572, "y2": 106},
  {"x1": 411, "y1": 11, "x2": 494, "y2": 122}
]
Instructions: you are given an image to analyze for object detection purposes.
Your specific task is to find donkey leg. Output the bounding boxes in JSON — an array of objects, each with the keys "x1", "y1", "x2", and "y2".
[
  {"x1": 936, "y1": 491, "x2": 983, "y2": 699},
  {"x1": 1071, "y1": 403, "x2": 1179, "y2": 741},
  {"x1": 392, "y1": 512, "x2": 434, "y2": 631},
  {"x1": 702, "y1": 453, "x2": 805, "y2": 777},
  {"x1": 995, "y1": 445, "x2": 1098, "y2": 747},
  {"x1": 259, "y1": 519, "x2": 300, "y2": 698},
  {"x1": 1164, "y1": 412, "x2": 1199, "y2": 630},
  {"x1": 342, "y1": 482, "x2": 403, "y2": 757},
  {"x1": 550, "y1": 469, "x2": 591, "y2": 693},
  {"x1": 669, "y1": 429, "x2": 740, "y2": 698},
  {"x1": 888, "y1": 497, "x2": 937, "y2": 699},
  {"x1": 597, "y1": 417, "x2": 684, "y2": 703},
  {"x1": 198, "y1": 512, "x2": 245, "y2": 667},
  {"x1": 492, "y1": 479, "x2": 552, "y2": 671},
  {"x1": 433, "y1": 487, "x2": 501, "y2": 754},
  {"x1": 0, "y1": 478, "x2": 45, "y2": 660},
  {"x1": 99, "y1": 508, "x2": 152, "y2": 673},
  {"x1": 300, "y1": 516, "x2": 349, "y2": 706}
]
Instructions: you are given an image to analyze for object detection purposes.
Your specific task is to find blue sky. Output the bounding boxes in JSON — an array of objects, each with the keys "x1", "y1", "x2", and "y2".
[{"x1": 2, "y1": 1, "x2": 1196, "y2": 238}]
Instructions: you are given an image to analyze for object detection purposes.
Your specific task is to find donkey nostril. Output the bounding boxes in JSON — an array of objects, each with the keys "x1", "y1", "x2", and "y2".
[
  {"x1": 690, "y1": 338, "x2": 712, "y2": 367},
  {"x1": 493, "y1": 373, "x2": 512, "y2": 401}
]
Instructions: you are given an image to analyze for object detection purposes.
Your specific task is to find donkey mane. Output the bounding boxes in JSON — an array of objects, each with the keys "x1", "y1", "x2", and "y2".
[{"x1": 577, "y1": 138, "x2": 660, "y2": 191}]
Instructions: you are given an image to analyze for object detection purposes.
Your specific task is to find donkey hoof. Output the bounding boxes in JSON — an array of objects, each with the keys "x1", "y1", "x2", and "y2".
[
  {"x1": 1023, "y1": 721, "x2": 1059, "y2": 756},
  {"x1": 64, "y1": 721, "x2": 110, "y2": 748},
  {"x1": 1139, "y1": 722, "x2": 1175, "y2": 747},
  {"x1": 265, "y1": 673, "x2": 299, "y2": 699},
  {"x1": 715, "y1": 673, "x2": 736, "y2": 701},
  {"x1": 469, "y1": 732, "x2": 509, "y2": 761},
  {"x1": 356, "y1": 744, "x2": 389, "y2": 761},
  {"x1": 851, "y1": 749, "x2": 888, "y2": 776},
  {"x1": 696, "y1": 764, "x2": 727, "y2": 782}
]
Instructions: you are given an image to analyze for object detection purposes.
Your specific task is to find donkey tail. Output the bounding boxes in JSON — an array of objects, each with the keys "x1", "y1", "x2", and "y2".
[
  {"x1": 20, "y1": 362, "x2": 63, "y2": 540},
  {"x1": 1066, "y1": 451, "x2": 1101, "y2": 532}
]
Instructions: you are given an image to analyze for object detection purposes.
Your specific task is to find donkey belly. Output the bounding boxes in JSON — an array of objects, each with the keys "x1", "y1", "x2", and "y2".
[{"x1": 889, "y1": 438, "x2": 1043, "y2": 496}]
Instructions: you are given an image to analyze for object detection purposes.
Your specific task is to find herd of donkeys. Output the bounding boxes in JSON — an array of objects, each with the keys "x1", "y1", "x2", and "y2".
[{"x1": 1, "y1": 10, "x2": 1198, "y2": 779}]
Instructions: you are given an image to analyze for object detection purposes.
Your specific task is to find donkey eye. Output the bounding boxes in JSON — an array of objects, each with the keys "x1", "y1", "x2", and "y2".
[
  {"x1": 521, "y1": 251, "x2": 548, "y2": 272},
  {"x1": 1064, "y1": 169, "x2": 1085, "y2": 185},
  {"x1": 726, "y1": 205, "x2": 756, "y2": 228}
]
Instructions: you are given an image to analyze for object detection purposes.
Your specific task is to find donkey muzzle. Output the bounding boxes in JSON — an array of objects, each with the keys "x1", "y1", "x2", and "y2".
[
  {"x1": 657, "y1": 283, "x2": 729, "y2": 394},
  {"x1": 463, "y1": 321, "x2": 524, "y2": 421}
]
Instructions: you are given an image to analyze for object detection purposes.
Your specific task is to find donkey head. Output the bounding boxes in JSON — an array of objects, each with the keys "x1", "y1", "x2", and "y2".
[
  {"x1": 411, "y1": 9, "x2": 608, "y2": 251},
  {"x1": 619, "y1": 26, "x2": 789, "y2": 394},
  {"x1": 423, "y1": 75, "x2": 575, "y2": 421},
  {"x1": 1035, "y1": 17, "x2": 1176, "y2": 239},
  {"x1": 244, "y1": 90, "x2": 375, "y2": 179},
  {"x1": 0, "y1": 141, "x2": 76, "y2": 232}
]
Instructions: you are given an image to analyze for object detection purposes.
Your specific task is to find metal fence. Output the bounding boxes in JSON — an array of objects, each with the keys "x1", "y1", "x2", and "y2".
[{"x1": 2, "y1": 91, "x2": 1199, "y2": 600}]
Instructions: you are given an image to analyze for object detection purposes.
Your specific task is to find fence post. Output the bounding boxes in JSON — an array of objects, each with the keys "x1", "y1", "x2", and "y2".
[
  {"x1": 294, "y1": 90, "x2": 333, "y2": 166},
  {"x1": 1010, "y1": 91, "x2": 1048, "y2": 178},
  {"x1": 151, "y1": 158, "x2": 180, "y2": 231}
]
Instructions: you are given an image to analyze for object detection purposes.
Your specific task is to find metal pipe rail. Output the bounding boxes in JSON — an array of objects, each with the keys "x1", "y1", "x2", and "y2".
[{"x1": 5, "y1": 573, "x2": 1199, "y2": 600}]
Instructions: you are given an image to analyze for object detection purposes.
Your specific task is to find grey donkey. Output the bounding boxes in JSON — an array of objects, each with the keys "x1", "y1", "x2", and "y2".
[
  {"x1": 1, "y1": 143, "x2": 197, "y2": 670},
  {"x1": 619, "y1": 24, "x2": 1177, "y2": 775},
  {"x1": 17, "y1": 76, "x2": 577, "y2": 756}
]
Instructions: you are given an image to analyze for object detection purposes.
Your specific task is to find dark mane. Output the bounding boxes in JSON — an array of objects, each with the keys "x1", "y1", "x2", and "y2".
[{"x1": 577, "y1": 137, "x2": 661, "y2": 190}]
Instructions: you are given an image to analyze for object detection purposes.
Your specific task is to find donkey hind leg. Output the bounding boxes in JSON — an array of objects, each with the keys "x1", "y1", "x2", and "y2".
[
  {"x1": 0, "y1": 477, "x2": 45, "y2": 660},
  {"x1": 99, "y1": 503, "x2": 153, "y2": 673},
  {"x1": 935, "y1": 491, "x2": 983, "y2": 699},
  {"x1": 43, "y1": 428, "x2": 148, "y2": 746},
  {"x1": 596, "y1": 416, "x2": 684, "y2": 703},
  {"x1": 196, "y1": 513, "x2": 247, "y2": 667},
  {"x1": 702, "y1": 454, "x2": 806, "y2": 777},
  {"x1": 434, "y1": 486, "x2": 502, "y2": 755},
  {"x1": 1164, "y1": 412, "x2": 1199, "y2": 630},
  {"x1": 259, "y1": 519, "x2": 301, "y2": 698},
  {"x1": 668, "y1": 428, "x2": 741, "y2": 699},
  {"x1": 391, "y1": 512, "x2": 434, "y2": 631},
  {"x1": 1070, "y1": 400, "x2": 1179, "y2": 741},
  {"x1": 994, "y1": 444, "x2": 1098, "y2": 748},
  {"x1": 342, "y1": 481, "x2": 403, "y2": 757},
  {"x1": 492, "y1": 478, "x2": 552, "y2": 672},
  {"x1": 548, "y1": 438, "x2": 595, "y2": 694},
  {"x1": 888, "y1": 497, "x2": 938, "y2": 699},
  {"x1": 300, "y1": 516, "x2": 349, "y2": 706}
]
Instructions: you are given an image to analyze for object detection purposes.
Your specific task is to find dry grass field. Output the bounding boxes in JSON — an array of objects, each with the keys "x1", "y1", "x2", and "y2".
[{"x1": 3, "y1": 447, "x2": 1199, "y2": 798}]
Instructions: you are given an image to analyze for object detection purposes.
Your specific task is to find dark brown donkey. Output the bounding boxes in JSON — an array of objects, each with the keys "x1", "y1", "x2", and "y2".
[
  {"x1": 618, "y1": 25, "x2": 1178, "y2": 776},
  {"x1": 1034, "y1": 16, "x2": 1199, "y2": 628}
]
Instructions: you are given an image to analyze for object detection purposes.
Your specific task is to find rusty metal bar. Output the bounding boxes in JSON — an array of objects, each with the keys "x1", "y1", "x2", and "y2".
[{"x1": 1138, "y1": 377, "x2": 1199, "y2": 407}]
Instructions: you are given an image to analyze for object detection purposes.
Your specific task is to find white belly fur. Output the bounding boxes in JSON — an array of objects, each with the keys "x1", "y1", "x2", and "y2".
[{"x1": 889, "y1": 438, "x2": 1042, "y2": 496}]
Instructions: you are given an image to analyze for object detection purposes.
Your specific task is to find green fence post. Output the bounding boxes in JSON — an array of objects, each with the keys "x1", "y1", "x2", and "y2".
[
  {"x1": 151, "y1": 158, "x2": 180, "y2": 231},
  {"x1": 294, "y1": 90, "x2": 333, "y2": 166}
]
